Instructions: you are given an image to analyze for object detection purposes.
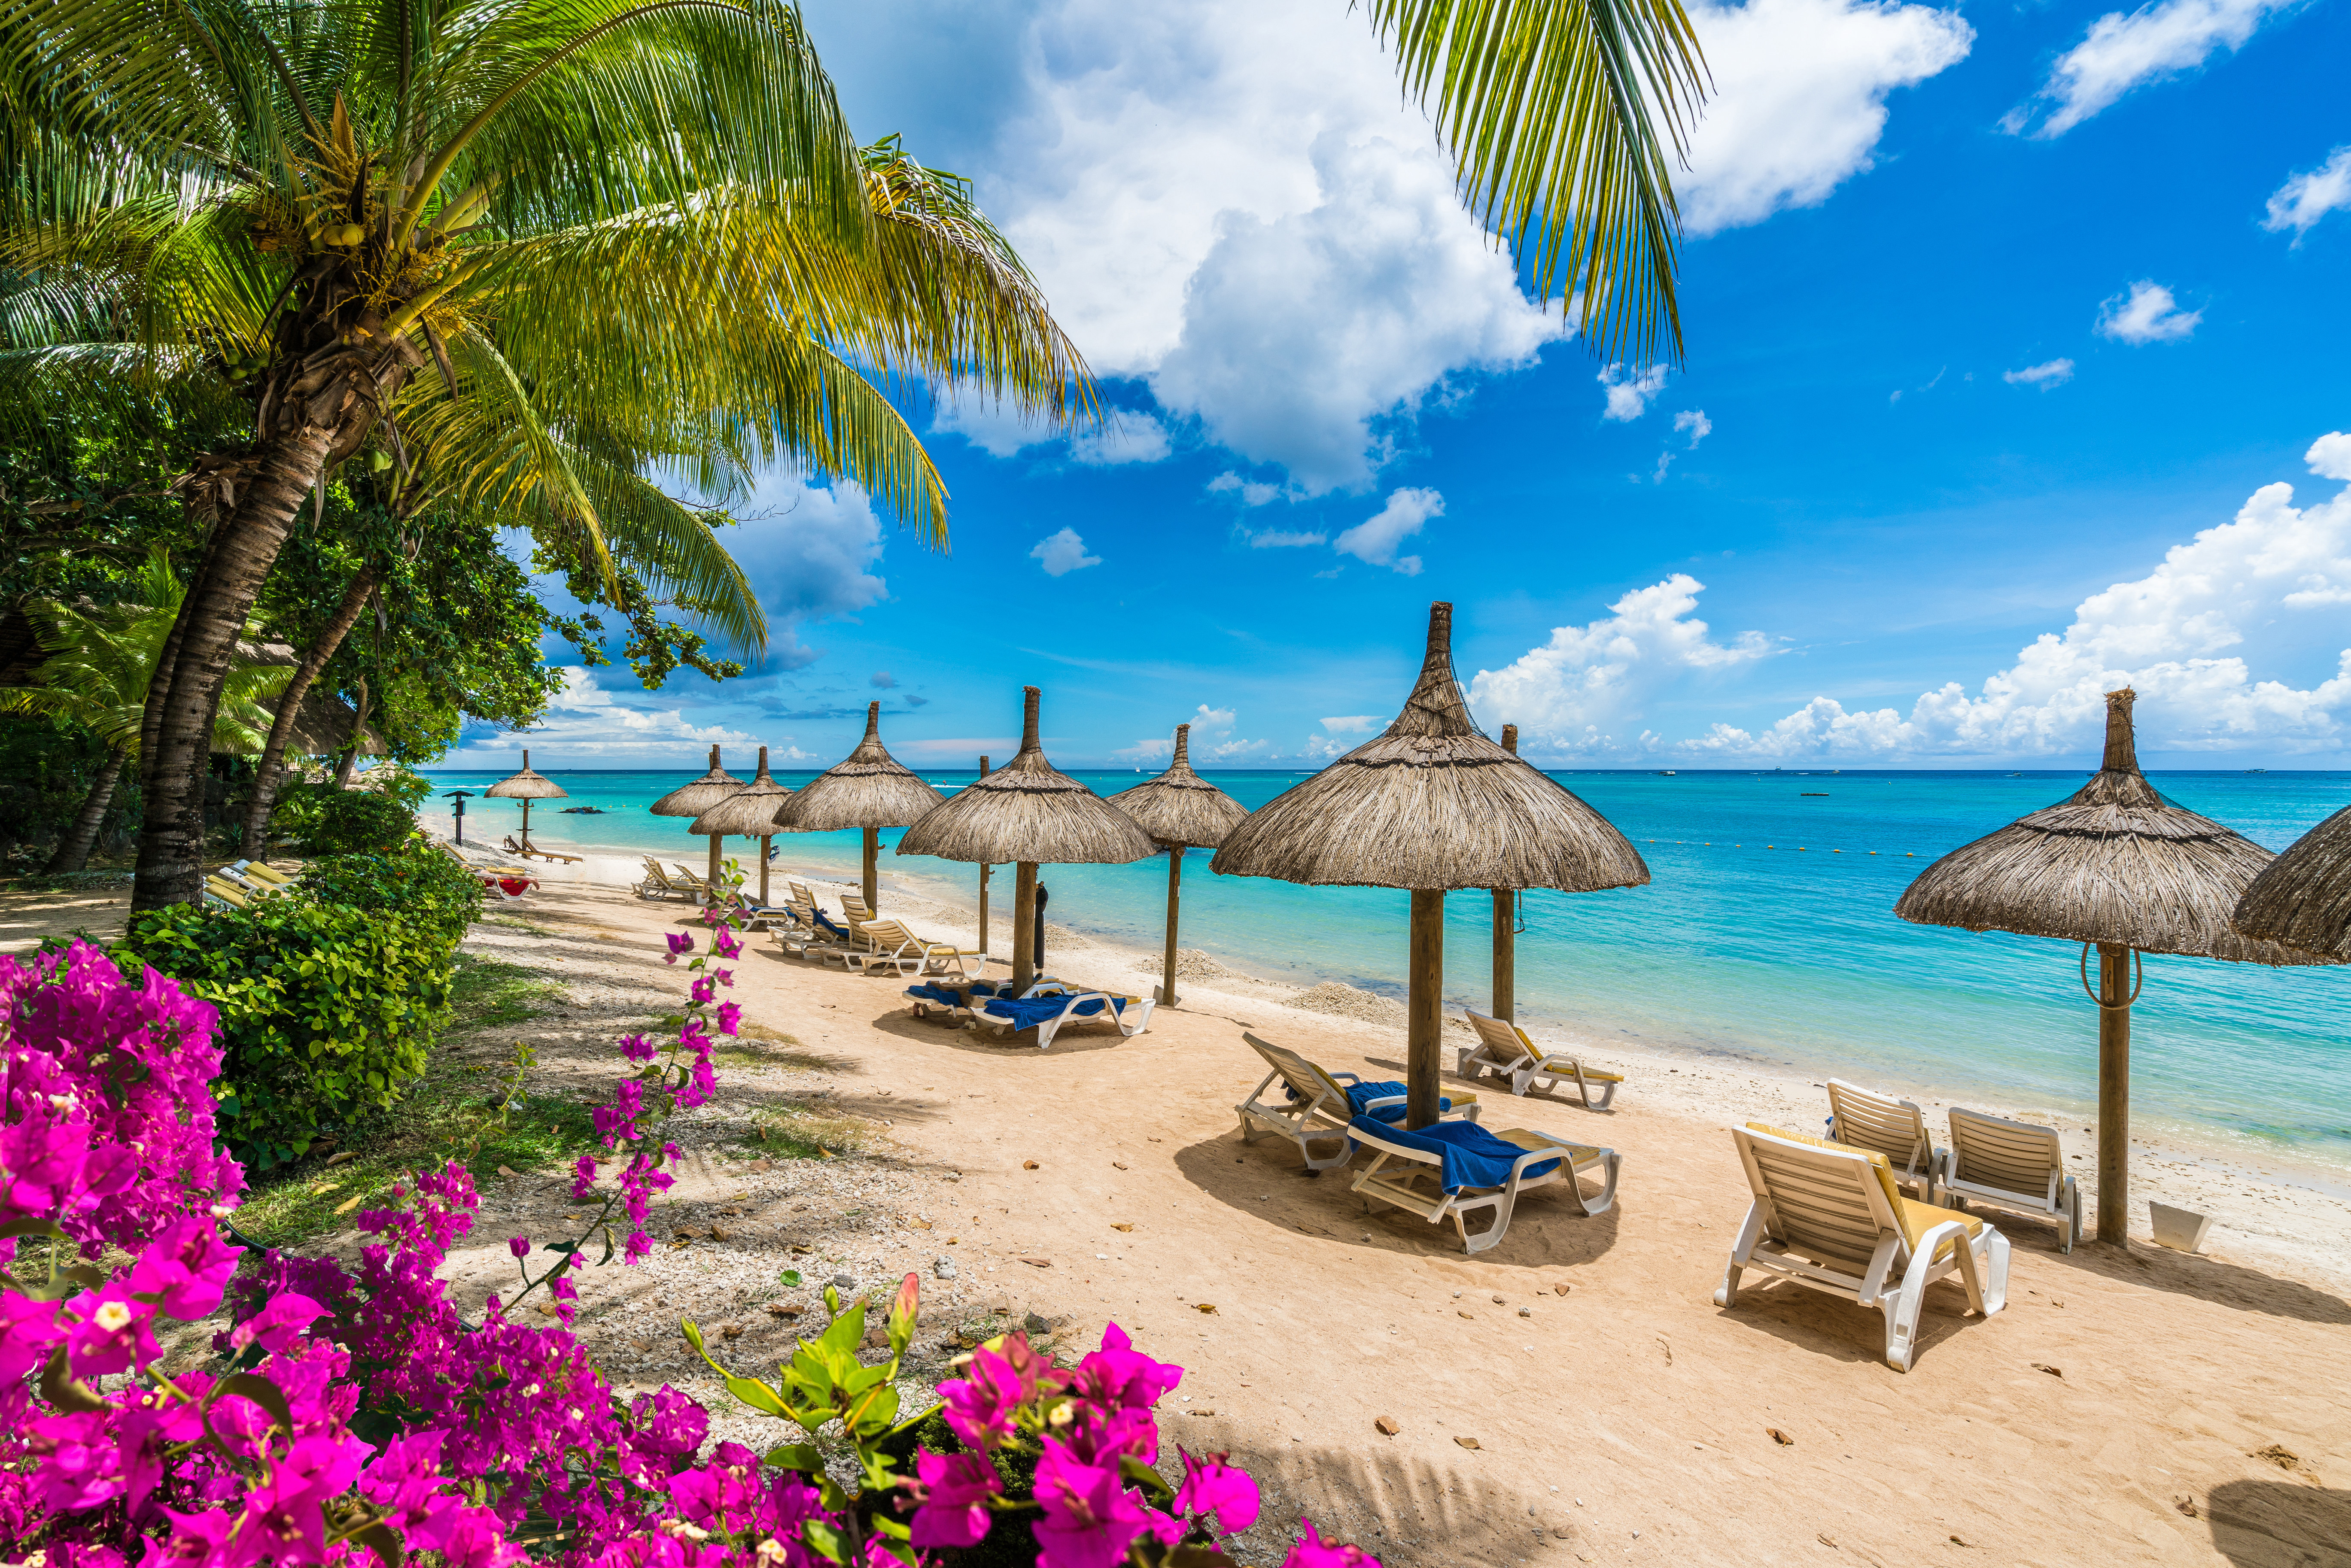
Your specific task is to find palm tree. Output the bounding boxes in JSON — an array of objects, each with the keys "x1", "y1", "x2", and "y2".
[
  {"x1": 0, "y1": 0, "x2": 1085, "y2": 909},
  {"x1": 1369, "y1": 0, "x2": 1708, "y2": 359},
  {"x1": 0, "y1": 550, "x2": 286, "y2": 873}
]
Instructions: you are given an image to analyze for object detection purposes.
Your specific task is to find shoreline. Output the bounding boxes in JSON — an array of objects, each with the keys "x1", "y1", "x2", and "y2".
[{"x1": 520, "y1": 835, "x2": 2351, "y2": 1291}]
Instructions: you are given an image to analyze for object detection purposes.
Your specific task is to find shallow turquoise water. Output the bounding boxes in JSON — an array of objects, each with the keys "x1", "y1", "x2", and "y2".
[{"x1": 425, "y1": 766, "x2": 2351, "y2": 1167}]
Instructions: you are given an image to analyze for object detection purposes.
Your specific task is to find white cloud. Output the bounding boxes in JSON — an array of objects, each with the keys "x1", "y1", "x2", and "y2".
[
  {"x1": 2004, "y1": 358, "x2": 2076, "y2": 389},
  {"x1": 1674, "y1": 0, "x2": 1975, "y2": 234},
  {"x1": 1599, "y1": 363, "x2": 1669, "y2": 422},
  {"x1": 870, "y1": 670, "x2": 897, "y2": 688},
  {"x1": 929, "y1": 398, "x2": 1046, "y2": 458},
  {"x1": 2097, "y1": 280, "x2": 2201, "y2": 343},
  {"x1": 1319, "y1": 714, "x2": 1381, "y2": 733},
  {"x1": 728, "y1": 477, "x2": 890, "y2": 669},
  {"x1": 1468, "y1": 575, "x2": 1775, "y2": 744},
  {"x1": 1248, "y1": 529, "x2": 1329, "y2": 548},
  {"x1": 1692, "y1": 434, "x2": 2351, "y2": 759},
  {"x1": 1199, "y1": 735, "x2": 1271, "y2": 761},
  {"x1": 1071, "y1": 412, "x2": 1174, "y2": 465},
  {"x1": 2006, "y1": 0, "x2": 2292, "y2": 139},
  {"x1": 1190, "y1": 704, "x2": 1237, "y2": 732},
  {"x1": 1332, "y1": 486, "x2": 1441, "y2": 574},
  {"x1": 1207, "y1": 471, "x2": 1298, "y2": 507},
  {"x1": 1113, "y1": 735, "x2": 1175, "y2": 763},
  {"x1": 2264, "y1": 146, "x2": 2351, "y2": 241},
  {"x1": 1674, "y1": 409, "x2": 1713, "y2": 447},
  {"x1": 454, "y1": 667, "x2": 771, "y2": 765},
  {"x1": 1029, "y1": 526, "x2": 1102, "y2": 576}
]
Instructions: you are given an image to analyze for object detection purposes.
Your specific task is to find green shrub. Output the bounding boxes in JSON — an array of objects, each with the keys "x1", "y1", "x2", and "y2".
[
  {"x1": 280, "y1": 785, "x2": 415, "y2": 855},
  {"x1": 296, "y1": 839, "x2": 483, "y2": 948},
  {"x1": 117, "y1": 845, "x2": 473, "y2": 1169}
]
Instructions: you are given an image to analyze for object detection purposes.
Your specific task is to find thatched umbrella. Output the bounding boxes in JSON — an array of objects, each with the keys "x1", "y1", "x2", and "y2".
[
  {"x1": 771, "y1": 702, "x2": 944, "y2": 917},
  {"x1": 898, "y1": 687, "x2": 1155, "y2": 990},
  {"x1": 1108, "y1": 723, "x2": 1249, "y2": 1009},
  {"x1": 651, "y1": 744, "x2": 742, "y2": 892},
  {"x1": 2231, "y1": 805, "x2": 2351, "y2": 960},
  {"x1": 484, "y1": 749, "x2": 566, "y2": 856},
  {"x1": 690, "y1": 747, "x2": 792, "y2": 905},
  {"x1": 1211, "y1": 603, "x2": 1649, "y2": 1126},
  {"x1": 1895, "y1": 688, "x2": 2335, "y2": 1246}
]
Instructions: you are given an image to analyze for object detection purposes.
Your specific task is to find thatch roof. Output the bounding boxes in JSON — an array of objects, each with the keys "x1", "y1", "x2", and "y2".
[
  {"x1": 1895, "y1": 689, "x2": 2333, "y2": 966},
  {"x1": 770, "y1": 702, "x2": 943, "y2": 833},
  {"x1": 484, "y1": 749, "x2": 567, "y2": 800},
  {"x1": 1107, "y1": 723, "x2": 1249, "y2": 849},
  {"x1": 690, "y1": 747, "x2": 792, "y2": 837},
  {"x1": 650, "y1": 744, "x2": 742, "y2": 817},
  {"x1": 1208, "y1": 603, "x2": 1650, "y2": 892},
  {"x1": 896, "y1": 687, "x2": 1156, "y2": 866},
  {"x1": 2230, "y1": 802, "x2": 2351, "y2": 960},
  {"x1": 228, "y1": 641, "x2": 383, "y2": 757}
]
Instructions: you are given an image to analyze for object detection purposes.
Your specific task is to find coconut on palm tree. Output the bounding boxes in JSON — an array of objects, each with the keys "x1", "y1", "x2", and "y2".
[
  {"x1": 0, "y1": 550, "x2": 287, "y2": 873},
  {"x1": 0, "y1": 0, "x2": 1086, "y2": 909}
]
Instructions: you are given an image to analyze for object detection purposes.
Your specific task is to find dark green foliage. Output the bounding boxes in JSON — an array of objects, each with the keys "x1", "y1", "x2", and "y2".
[
  {"x1": 286, "y1": 787, "x2": 416, "y2": 854},
  {"x1": 0, "y1": 712, "x2": 129, "y2": 869},
  {"x1": 873, "y1": 1409, "x2": 1041, "y2": 1567},
  {"x1": 115, "y1": 841, "x2": 479, "y2": 1169}
]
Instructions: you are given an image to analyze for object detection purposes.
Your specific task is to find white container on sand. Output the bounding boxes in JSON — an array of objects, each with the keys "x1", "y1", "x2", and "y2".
[{"x1": 2149, "y1": 1201, "x2": 2214, "y2": 1254}]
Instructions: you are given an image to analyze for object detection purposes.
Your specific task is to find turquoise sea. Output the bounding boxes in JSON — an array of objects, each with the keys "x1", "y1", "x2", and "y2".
[{"x1": 424, "y1": 766, "x2": 2351, "y2": 1171}]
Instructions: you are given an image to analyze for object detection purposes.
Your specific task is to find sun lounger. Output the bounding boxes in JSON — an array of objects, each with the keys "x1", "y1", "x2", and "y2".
[
  {"x1": 905, "y1": 976, "x2": 1062, "y2": 1021},
  {"x1": 967, "y1": 984, "x2": 1153, "y2": 1049},
  {"x1": 203, "y1": 874, "x2": 259, "y2": 909},
  {"x1": 842, "y1": 918, "x2": 983, "y2": 978},
  {"x1": 433, "y1": 839, "x2": 538, "y2": 899},
  {"x1": 668, "y1": 863, "x2": 713, "y2": 903},
  {"x1": 634, "y1": 858, "x2": 688, "y2": 899},
  {"x1": 1941, "y1": 1108, "x2": 2081, "y2": 1252},
  {"x1": 776, "y1": 899, "x2": 858, "y2": 959},
  {"x1": 1347, "y1": 1115, "x2": 1618, "y2": 1254},
  {"x1": 1235, "y1": 1033, "x2": 1480, "y2": 1173},
  {"x1": 1716, "y1": 1123, "x2": 2008, "y2": 1372},
  {"x1": 506, "y1": 834, "x2": 582, "y2": 865},
  {"x1": 1456, "y1": 1010, "x2": 1624, "y2": 1109},
  {"x1": 1825, "y1": 1079, "x2": 1943, "y2": 1201}
]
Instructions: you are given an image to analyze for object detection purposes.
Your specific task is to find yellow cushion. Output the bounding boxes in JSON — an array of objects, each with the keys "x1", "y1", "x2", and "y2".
[{"x1": 1746, "y1": 1122, "x2": 1980, "y2": 1258}]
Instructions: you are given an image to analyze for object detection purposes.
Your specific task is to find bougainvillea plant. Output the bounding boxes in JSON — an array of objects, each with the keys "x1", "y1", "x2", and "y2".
[{"x1": 2, "y1": 868, "x2": 1382, "y2": 1567}]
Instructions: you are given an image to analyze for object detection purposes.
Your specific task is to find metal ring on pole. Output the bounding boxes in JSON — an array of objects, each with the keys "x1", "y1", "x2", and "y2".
[{"x1": 2078, "y1": 942, "x2": 2145, "y2": 1009}]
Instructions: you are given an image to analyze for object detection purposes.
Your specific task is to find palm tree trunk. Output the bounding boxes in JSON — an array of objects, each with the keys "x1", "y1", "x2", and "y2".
[
  {"x1": 241, "y1": 564, "x2": 378, "y2": 851},
  {"x1": 44, "y1": 744, "x2": 130, "y2": 875},
  {"x1": 132, "y1": 428, "x2": 333, "y2": 911},
  {"x1": 333, "y1": 675, "x2": 372, "y2": 788}
]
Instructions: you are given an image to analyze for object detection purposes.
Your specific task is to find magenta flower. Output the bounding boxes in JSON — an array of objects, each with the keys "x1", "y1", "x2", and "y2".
[
  {"x1": 1033, "y1": 1437, "x2": 1153, "y2": 1568},
  {"x1": 936, "y1": 1334, "x2": 1046, "y2": 1450},
  {"x1": 1058, "y1": 1321, "x2": 1182, "y2": 1412},
  {"x1": 716, "y1": 1001, "x2": 741, "y2": 1036},
  {"x1": 508, "y1": 1236, "x2": 531, "y2": 1259},
  {"x1": 571, "y1": 1155, "x2": 598, "y2": 1199},
  {"x1": 225, "y1": 1291, "x2": 326, "y2": 1355},
  {"x1": 664, "y1": 932, "x2": 694, "y2": 963},
  {"x1": 690, "y1": 976, "x2": 715, "y2": 1005},
  {"x1": 903, "y1": 1449, "x2": 1002, "y2": 1548},
  {"x1": 710, "y1": 927, "x2": 742, "y2": 959},
  {"x1": 1177, "y1": 1447, "x2": 1261, "y2": 1535},
  {"x1": 1283, "y1": 1519, "x2": 1383, "y2": 1567},
  {"x1": 619, "y1": 1032, "x2": 658, "y2": 1063}
]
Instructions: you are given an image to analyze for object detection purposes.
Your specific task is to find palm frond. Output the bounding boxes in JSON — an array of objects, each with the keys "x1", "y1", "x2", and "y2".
[{"x1": 1364, "y1": 0, "x2": 1706, "y2": 362}]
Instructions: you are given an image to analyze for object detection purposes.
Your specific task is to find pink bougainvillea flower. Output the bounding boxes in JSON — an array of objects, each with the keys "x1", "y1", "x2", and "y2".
[
  {"x1": 664, "y1": 933, "x2": 695, "y2": 963},
  {"x1": 227, "y1": 1293, "x2": 328, "y2": 1355},
  {"x1": 508, "y1": 1236, "x2": 531, "y2": 1258},
  {"x1": 1176, "y1": 1447, "x2": 1261, "y2": 1535},
  {"x1": 1058, "y1": 1321, "x2": 1181, "y2": 1413},
  {"x1": 936, "y1": 1333, "x2": 1046, "y2": 1450},
  {"x1": 1033, "y1": 1437, "x2": 1153, "y2": 1568},
  {"x1": 690, "y1": 976, "x2": 716, "y2": 1006},
  {"x1": 709, "y1": 926, "x2": 742, "y2": 959},
  {"x1": 901, "y1": 1449, "x2": 1002, "y2": 1548},
  {"x1": 716, "y1": 1001, "x2": 741, "y2": 1036},
  {"x1": 1282, "y1": 1519, "x2": 1383, "y2": 1567}
]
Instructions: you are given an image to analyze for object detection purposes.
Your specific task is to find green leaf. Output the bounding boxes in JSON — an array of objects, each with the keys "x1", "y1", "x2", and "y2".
[
  {"x1": 779, "y1": 1268, "x2": 802, "y2": 1288},
  {"x1": 764, "y1": 1441, "x2": 825, "y2": 1474},
  {"x1": 724, "y1": 1373, "x2": 788, "y2": 1416}
]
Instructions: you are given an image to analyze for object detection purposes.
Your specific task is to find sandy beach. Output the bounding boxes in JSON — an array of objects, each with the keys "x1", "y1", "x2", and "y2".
[{"x1": 12, "y1": 863, "x2": 2350, "y2": 1564}]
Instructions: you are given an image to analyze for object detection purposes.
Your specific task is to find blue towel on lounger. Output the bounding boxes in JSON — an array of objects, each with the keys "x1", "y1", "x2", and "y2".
[
  {"x1": 1348, "y1": 1115, "x2": 1560, "y2": 1194},
  {"x1": 980, "y1": 994, "x2": 1123, "y2": 1031},
  {"x1": 1283, "y1": 1079, "x2": 1456, "y2": 1124},
  {"x1": 812, "y1": 910, "x2": 852, "y2": 940},
  {"x1": 905, "y1": 984, "x2": 964, "y2": 1006}
]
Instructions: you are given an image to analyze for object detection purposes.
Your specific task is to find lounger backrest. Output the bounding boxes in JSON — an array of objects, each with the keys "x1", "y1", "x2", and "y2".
[
  {"x1": 1947, "y1": 1108, "x2": 2061, "y2": 1202},
  {"x1": 1463, "y1": 1010, "x2": 1530, "y2": 1064},
  {"x1": 861, "y1": 919, "x2": 916, "y2": 948},
  {"x1": 1241, "y1": 1033, "x2": 1350, "y2": 1112},
  {"x1": 1733, "y1": 1124, "x2": 1903, "y2": 1273},
  {"x1": 1825, "y1": 1079, "x2": 1930, "y2": 1170},
  {"x1": 841, "y1": 895, "x2": 874, "y2": 925}
]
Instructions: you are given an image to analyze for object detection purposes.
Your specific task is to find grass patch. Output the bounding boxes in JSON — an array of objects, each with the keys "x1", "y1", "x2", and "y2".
[
  {"x1": 483, "y1": 914, "x2": 563, "y2": 939},
  {"x1": 742, "y1": 1106, "x2": 876, "y2": 1161},
  {"x1": 450, "y1": 953, "x2": 568, "y2": 1030}
]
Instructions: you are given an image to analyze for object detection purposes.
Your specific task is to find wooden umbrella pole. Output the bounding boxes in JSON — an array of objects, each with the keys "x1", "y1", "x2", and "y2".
[
  {"x1": 707, "y1": 831, "x2": 723, "y2": 898},
  {"x1": 1162, "y1": 847, "x2": 1183, "y2": 1007},
  {"x1": 1493, "y1": 724, "x2": 1518, "y2": 1020},
  {"x1": 1012, "y1": 862, "x2": 1038, "y2": 992},
  {"x1": 862, "y1": 826, "x2": 879, "y2": 915},
  {"x1": 757, "y1": 836, "x2": 771, "y2": 906},
  {"x1": 1407, "y1": 889, "x2": 1445, "y2": 1128},
  {"x1": 2097, "y1": 942, "x2": 2133, "y2": 1246},
  {"x1": 520, "y1": 798, "x2": 531, "y2": 856}
]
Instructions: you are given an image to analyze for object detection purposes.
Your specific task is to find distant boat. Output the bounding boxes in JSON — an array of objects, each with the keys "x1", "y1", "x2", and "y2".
[
  {"x1": 2245, "y1": 768, "x2": 2269, "y2": 774},
  {"x1": 1801, "y1": 791, "x2": 1828, "y2": 797},
  {"x1": 2008, "y1": 772, "x2": 2023, "y2": 777},
  {"x1": 1656, "y1": 769, "x2": 1677, "y2": 776}
]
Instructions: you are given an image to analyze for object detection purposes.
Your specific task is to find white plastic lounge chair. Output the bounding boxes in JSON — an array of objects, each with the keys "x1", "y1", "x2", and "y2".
[
  {"x1": 203, "y1": 874, "x2": 259, "y2": 909},
  {"x1": 1825, "y1": 1079, "x2": 1943, "y2": 1201},
  {"x1": 435, "y1": 840, "x2": 538, "y2": 898},
  {"x1": 668, "y1": 862, "x2": 714, "y2": 904},
  {"x1": 967, "y1": 983, "x2": 1154, "y2": 1049},
  {"x1": 1347, "y1": 1118, "x2": 1618, "y2": 1254},
  {"x1": 1235, "y1": 1033, "x2": 1480, "y2": 1173},
  {"x1": 506, "y1": 834, "x2": 582, "y2": 865},
  {"x1": 1941, "y1": 1108, "x2": 2081, "y2": 1253},
  {"x1": 843, "y1": 919, "x2": 983, "y2": 978},
  {"x1": 1456, "y1": 1011, "x2": 1624, "y2": 1109},
  {"x1": 1716, "y1": 1123, "x2": 2009, "y2": 1372}
]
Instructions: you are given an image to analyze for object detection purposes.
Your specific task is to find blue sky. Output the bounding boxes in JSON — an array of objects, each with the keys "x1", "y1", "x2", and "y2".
[{"x1": 451, "y1": 0, "x2": 2351, "y2": 773}]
